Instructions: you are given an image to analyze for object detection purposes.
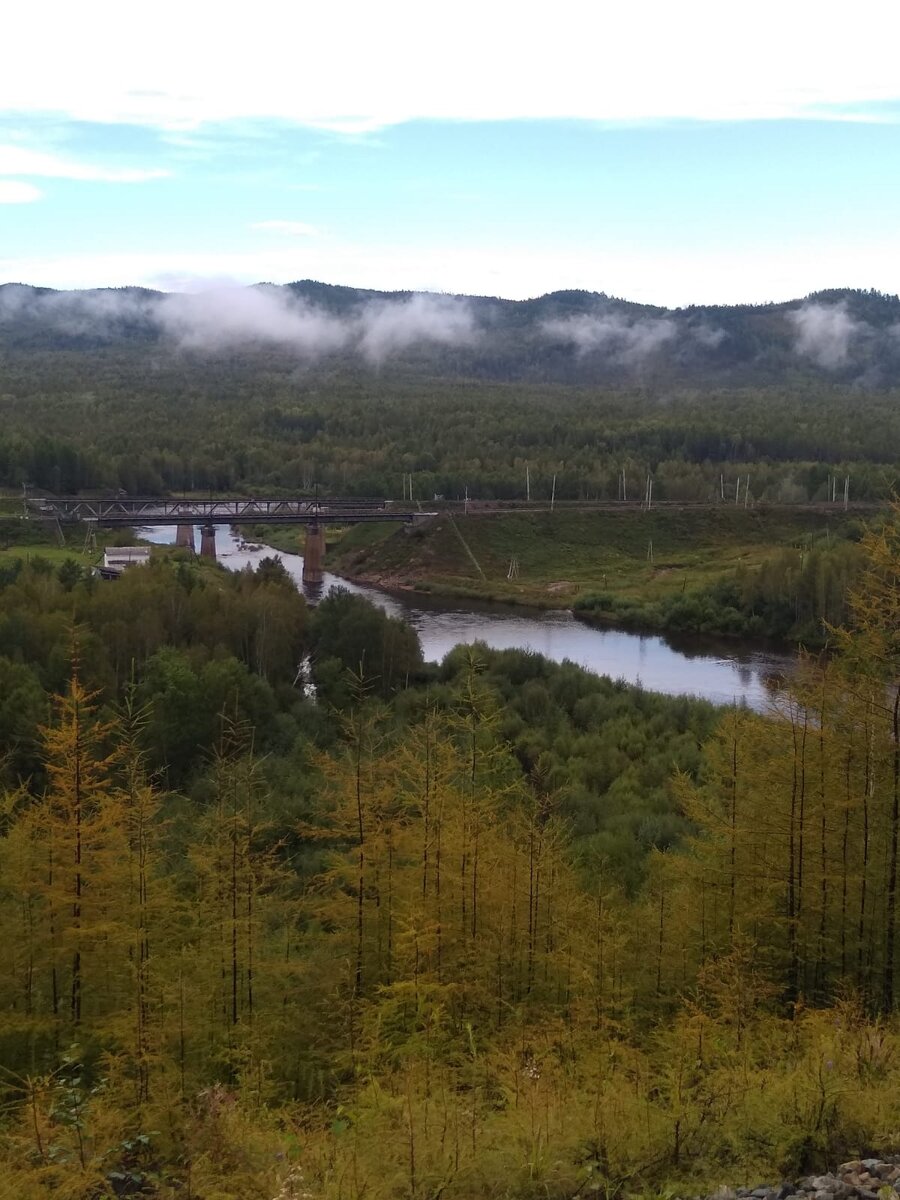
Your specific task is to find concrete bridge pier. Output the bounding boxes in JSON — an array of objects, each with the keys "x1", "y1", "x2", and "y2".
[
  {"x1": 199, "y1": 523, "x2": 217, "y2": 561},
  {"x1": 302, "y1": 522, "x2": 325, "y2": 584},
  {"x1": 175, "y1": 523, "x2": 196, "y2": 553}
]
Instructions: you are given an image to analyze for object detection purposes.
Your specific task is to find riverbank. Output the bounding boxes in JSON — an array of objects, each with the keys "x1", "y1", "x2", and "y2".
[
  {"x1": 249, "y1": 505, "x2": 863, "y2": 625},
  {"x1": 143, "y1": 523, "x2": 791, "y2": 709}
]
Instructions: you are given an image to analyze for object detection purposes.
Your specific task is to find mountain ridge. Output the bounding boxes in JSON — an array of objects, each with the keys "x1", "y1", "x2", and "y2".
[
  {"x1": 2, "y1": 280, "x2": 900, "y2": 387},
  {"x1": 3, "y1": 277, "x2": 897, "y2": 312}
]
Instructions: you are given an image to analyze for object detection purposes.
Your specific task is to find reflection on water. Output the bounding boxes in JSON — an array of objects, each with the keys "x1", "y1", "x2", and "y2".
[{"x1": 140, "y1": 525, "x2": 793, "y2": 711}]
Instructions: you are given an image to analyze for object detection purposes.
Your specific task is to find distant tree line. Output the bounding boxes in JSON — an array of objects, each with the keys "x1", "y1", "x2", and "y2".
[{"x1": 0, "y1": 350, "x2": 898, "y2": 500}]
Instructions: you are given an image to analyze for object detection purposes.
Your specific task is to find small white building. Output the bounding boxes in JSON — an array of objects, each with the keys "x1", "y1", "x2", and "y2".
[{"x1": 103, "y1": 547, "x2": 150, "y2": 572}]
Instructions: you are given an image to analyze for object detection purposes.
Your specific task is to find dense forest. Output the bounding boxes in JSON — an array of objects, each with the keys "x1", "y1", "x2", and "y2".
[
  {"x1": 0, "y1": 507, "x2": 899, "y2": 1198},
  {"x1": 0, "y1": 351, "x2": 899, "y2": 502},
  {"x1": 1, "y1": 281, "x2": 900, "y2": 502}
]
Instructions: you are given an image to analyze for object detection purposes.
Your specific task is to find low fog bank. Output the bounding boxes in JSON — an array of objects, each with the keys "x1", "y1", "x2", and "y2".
[
  {"x1": 541, "y1": 312, "x2": 728, "y2": 366},
  {"x1": 158, "y1": 287, "x2": 480, "y2": 362},
  {"x1": 2, "y1": 281, "x2": 900, "y2": 383},
  {"x1": 0, "y1": 282, "x2": 480, "y2": 364}
]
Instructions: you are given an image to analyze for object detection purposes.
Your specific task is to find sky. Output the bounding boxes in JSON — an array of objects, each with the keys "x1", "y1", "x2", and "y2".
[{"x1": 3, "y1": 0, "x2": 900, "y2": 307}]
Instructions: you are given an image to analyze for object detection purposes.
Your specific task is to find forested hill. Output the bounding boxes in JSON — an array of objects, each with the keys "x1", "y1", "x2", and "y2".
[{"x1": 2, "y1": 279, "x2": 900, "y2": 386}]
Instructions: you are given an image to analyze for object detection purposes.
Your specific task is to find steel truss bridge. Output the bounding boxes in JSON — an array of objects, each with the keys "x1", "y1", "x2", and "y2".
[{"x1": 25, "y1": 496, "x2": 431, "y2": 526}]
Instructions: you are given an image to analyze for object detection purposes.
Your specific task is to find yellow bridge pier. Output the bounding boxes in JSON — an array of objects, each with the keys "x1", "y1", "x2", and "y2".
[{"x1": 302, "y1": 522, "x2": 325, "y2": 584}]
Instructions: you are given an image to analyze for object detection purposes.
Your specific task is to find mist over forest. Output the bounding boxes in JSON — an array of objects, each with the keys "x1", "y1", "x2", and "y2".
[{"x1": 3, "y1": 279, "x2": 900, "y2": 386}]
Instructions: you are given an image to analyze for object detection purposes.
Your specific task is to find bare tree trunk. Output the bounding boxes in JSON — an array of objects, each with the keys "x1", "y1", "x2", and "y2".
[
  {"x1": 788, "y1": 704, "x2": 800, "y2": 1002},
  {"x1": 71, "y1": 704, "x2": 83, "y2": 1026},
  {"x1": 815, "y1": 681, "x2": 829, "y2": 1001},
  {"x1": 883, "y1": 688, "x2": 900, "y2": 1010},
  {"x1": 729, "y1": 719, "x2": 738, "y2": 941},
  {"x1": 858, "y1": 708, "x2": 873, "y2": 996},
  {"x1": 354, "y1": 727, "x2": 365, "y2": 1001}
]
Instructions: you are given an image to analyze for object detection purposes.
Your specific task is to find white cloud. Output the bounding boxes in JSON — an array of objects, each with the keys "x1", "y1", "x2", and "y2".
[
  {"x1": 0, "y1": 180, "x2": 41, "y2": 203},
  {"x1": 691, "y1": 324, "x2": 728, "y2": 349},
  {"x1": 2, "y1": 1, "x2": 899, "y2": 132},
  {"x1": 156, "y1": 285, "x2": 349, "y2": 352},
  {"x1": 251, "y1": 220, "x2": 320, "y2": 237},
  {"x1": 152, "y1": 284, "x2": 477, "y2": 360},
  {"x1": 789, "y1": 302, "x2": 862, "y2": 369},
  {"x1": 357, "y1": 294, "x2": 478, "y2": 363},
  {"x1": 543, "y1": 313, "x2": 677, "y2": 364},
  {"x1": 0, "y1": 144, "x2": 167, "y2": 182}
]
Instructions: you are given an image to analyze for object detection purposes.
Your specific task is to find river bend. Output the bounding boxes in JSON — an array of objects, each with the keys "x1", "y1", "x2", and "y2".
[{"x1": 140, "y1": 525, "x2": 792, "y2": 710}]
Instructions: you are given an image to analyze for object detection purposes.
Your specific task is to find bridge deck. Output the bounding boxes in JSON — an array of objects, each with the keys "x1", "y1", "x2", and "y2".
[
  {"x1": 26, "y1": 497, "x2": 428, "y2": 525},
  {"x1": 24, "y1": 495, "x2": 878, "y2": 526}
]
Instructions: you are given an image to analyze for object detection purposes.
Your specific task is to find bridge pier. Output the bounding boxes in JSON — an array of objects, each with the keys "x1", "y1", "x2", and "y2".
[
  {"x1": 175, "y1": 523, "x2": 195, "y2": 553},
  {"x1": 199, "y1": 523, "x2": 217, "y2": 561},
  {"x1": 302, "y1": 522, "x2": 325, "y2": 584}
]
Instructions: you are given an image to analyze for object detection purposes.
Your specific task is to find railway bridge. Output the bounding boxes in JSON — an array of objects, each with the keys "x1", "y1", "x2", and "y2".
[{"x1": 26, "y1": 495, "x2": 433, "y2": 584}]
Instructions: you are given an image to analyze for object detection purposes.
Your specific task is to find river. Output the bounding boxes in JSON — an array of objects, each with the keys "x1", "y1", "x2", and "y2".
[{"x1": 140, "y1": 525, "x2": 792, "y2": 710}]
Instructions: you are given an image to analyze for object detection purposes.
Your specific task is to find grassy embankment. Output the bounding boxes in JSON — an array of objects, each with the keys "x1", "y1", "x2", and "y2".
[
  {"x1": 0, "y1": 509, "x2": 183, "y2": 569},
  {"x1": 255, "y1": 505, "x2": 863, "y2": 608},
  {"x1": 0, "y1": 501, "x2": 91, "y2": 566}
]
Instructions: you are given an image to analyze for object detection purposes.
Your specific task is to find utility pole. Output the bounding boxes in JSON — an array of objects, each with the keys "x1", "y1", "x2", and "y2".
[
  {"x1": 844, "y1": 475, "x2": 849, "y2": 511},
  {"x1": 526, "y1": 464, "x2": 531, "y2": 503},
  {"x1": 551, "y1": 473, "x2": 557, "y2": 511}
]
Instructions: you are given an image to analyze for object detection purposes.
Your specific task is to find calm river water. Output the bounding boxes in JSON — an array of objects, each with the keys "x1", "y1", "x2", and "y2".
[{"x1": 141, "y1": 525, "x2": 792, "y2": 710}]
